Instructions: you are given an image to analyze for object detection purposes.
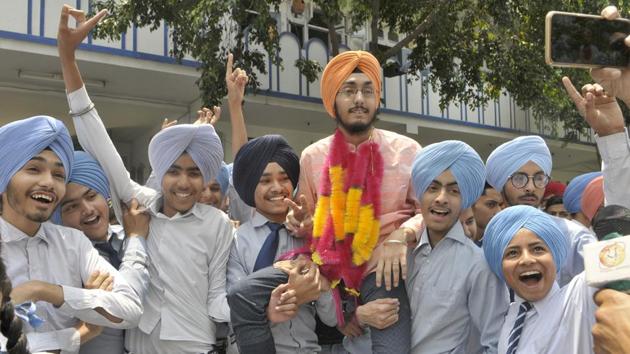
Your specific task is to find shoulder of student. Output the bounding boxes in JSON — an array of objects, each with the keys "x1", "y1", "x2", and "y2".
[
  {"x1": 43, "y1": 221, "x2": 95, "y2": 247},
  {"x1": 376, "y1": 129, "x2": 422, "y2": 151},
  {"x1": 194, "y1": 203, "x2": 233, "y2": 227},
  {"x1": 300, "y1": 134, "x2": 334, "y2": 159},
  {"x1": 552, "y1": 216, "x2": 597, "y2": 241}
]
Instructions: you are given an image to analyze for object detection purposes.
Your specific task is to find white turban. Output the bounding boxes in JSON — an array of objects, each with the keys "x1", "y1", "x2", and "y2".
[{"x1": 148, "y1": 124, "x2": 223, "y2": 186}]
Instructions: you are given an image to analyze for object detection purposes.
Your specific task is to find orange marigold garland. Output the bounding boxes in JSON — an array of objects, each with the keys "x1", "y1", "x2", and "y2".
[{"x1": 309, "y1": 129, "x2": 383, "y2": 325}]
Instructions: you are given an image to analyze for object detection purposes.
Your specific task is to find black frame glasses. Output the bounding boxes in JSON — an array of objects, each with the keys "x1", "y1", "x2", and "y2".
[{"x1": 508, "y1": 172, "x2": 550, "y2": 189}]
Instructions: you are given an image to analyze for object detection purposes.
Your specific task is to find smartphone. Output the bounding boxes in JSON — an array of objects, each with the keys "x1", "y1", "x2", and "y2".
[{"x1": 545, "y1": 11, "x2": 630, "y2": 68}]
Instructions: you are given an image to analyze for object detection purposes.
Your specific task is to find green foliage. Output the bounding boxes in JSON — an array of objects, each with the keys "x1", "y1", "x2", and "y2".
[
  {"x1": 295, "y1": 58, "x2": 322, "y2": 83},
  {"x1": 92, "y1": 0, "x2": 282, "y2": 106},
  {"x1": 92, "y1": 0, "x2": 630, "y2": 139}
]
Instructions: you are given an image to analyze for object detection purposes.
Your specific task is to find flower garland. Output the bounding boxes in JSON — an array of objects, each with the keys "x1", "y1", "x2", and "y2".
[{"x1": 311, "y1": 129, "x2": 383, "y2": 323}]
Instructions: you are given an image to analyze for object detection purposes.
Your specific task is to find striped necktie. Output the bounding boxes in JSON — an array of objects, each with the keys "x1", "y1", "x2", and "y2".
[{"x1": 506, "y1": 301, "x2": 532, "y2": 354}]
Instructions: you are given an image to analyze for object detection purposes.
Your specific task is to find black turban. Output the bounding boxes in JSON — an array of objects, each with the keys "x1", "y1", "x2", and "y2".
[
  {"x1": 592, "y1": 205, "x2": 630, "y2": 240},
  {"x1": 233, "y1": 135, "x2": 299, "y2": 207}
]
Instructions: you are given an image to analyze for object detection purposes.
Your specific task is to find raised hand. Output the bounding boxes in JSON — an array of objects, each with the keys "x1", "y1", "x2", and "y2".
[
  {"x1": 225, "y1": 53, "x2": 249, "y2": 107},
  {"x1": 589, "y1": 6, "x2": 630, "y2": 104},
  {"x1": 57, "y1": 4, "x2": 107, "y2": 60},
  {"x1": 284, "y1": 195, "x2": 313, "y2": 238},
  {"x1": 562, "y1": 77, "x2": 625, "y2": 137},
  {"x1": 161, "y1": 118, "x2": 178, "y2": 130},
  {"x1": 194, "y1": 106, "x2": 221, "y2": 126}
]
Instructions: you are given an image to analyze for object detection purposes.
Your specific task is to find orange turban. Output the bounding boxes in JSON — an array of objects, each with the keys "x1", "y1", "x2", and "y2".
[
  {"x1": 581, "y1": 176, "x2": 604, "y2": 221},
  {"x1": 320, "y1": 51, "x2": 381, "y2": 118}
]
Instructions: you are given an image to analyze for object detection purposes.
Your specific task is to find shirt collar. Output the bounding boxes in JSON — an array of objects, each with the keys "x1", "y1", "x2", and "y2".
[
  {"x1": 415, "y1": 219, "x2": 468, "y2": 252},
  {"x1": 515, "y1": 281, "x2": 560, "y2": 315},
  {"x1": 343, "y1": 128, "x2": 383, "y2": 151},
  {"x1": 0, "y1": 217, "x2": 49, "y2": 244},
  {"x1": 251, "y1": 210, "x2": 271, "y2": 228},
  {"x1": 148, "y1": 194, "x2": 203, "y2": 220}
]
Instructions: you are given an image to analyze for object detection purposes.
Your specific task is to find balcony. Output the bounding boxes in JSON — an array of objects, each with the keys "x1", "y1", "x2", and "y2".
[{"x1": 0, "y1": 0, "x2": 599, "y2": 179}]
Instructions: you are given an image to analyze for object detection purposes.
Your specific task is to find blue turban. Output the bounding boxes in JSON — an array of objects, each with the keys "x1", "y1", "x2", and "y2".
[
  {"x1": 0, "y1": 116, "x2": 73, "y2": 193},
  {"x1": 68, "y1": 151, "x2": 111, "y2": 200},
  {"x1": 485, "y1": 136, "x2": 552, "y2": 192},
  {"x1": 148, "y1": 124, "x2": 223, "y2": 188},
  {"x1": 52, "y1": 151, "x2": 111, "y2": 224},
  {"x1": 216, "y1": 163, "x2": 230, "y2": 195},
  {"x1": 411, "y1": 140, "x2": 485, "y2": 209},
  {"x1": 482, "y1": 205, "x2": 569, "y2": 282},
  {"x1": 233, "y1": 135, "x2": 299, "y2": 207},
  {"x1": 563, "y1": 171, "x2": 602, "y2": 213}
]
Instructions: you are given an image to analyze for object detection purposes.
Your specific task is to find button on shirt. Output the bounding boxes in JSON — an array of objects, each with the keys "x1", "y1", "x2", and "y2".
[
  {"x1": 0, "y1": 219, "x2": 143, "y2": 354},
  {"x1": 227, "y1": 211, "x2": 337, "y2": 354},
  {"x1": 68, "y1": 87, "x2": 234, "y2": 349},
  {"x1": 407, "y1": 222, "x2": 508, "y2": 354},
  {"x1": 497, "y1": 273, "x2": 596, "y2": 354}
]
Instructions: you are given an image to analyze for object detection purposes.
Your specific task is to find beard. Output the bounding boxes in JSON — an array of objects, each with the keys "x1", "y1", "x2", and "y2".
[
  {"x1": 4, "y1": 185, "x2": 54, "y2": 223},
  {"x1": 335, "y1": 109, "x2": 378, "y2": 135}
]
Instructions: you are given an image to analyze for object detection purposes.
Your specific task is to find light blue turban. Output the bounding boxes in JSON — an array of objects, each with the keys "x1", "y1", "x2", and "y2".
[
  {"x1": 148, "y1": 124, "x2": 223, "y2": 187},
  {"x1": 563, "y1": 171, "x2": 602, "y2": 214},
  {"x1": 411, "y1": 140, "x2": 485, "y2": 209},
  {"x1": 0, "y1": 116, "x2": 73, "y2": 193},
  {"x1": 482, "y1": 205, "x2": 569, "y2": 282},
  {"x1": 485, "y1": 136, "x2": 552, "y2": 192},
  {"x1": 69, "y1": 151, "x2": 110, "y2": 200},
  {"x1": 216, "y1": 163, "x2": 230, "y2": 195},
  {"x1": 52, "y1": 151, "x2": 111, "y2": 224}
]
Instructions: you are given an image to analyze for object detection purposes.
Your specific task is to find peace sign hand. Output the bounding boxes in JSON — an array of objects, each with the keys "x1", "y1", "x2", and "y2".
[{"x1": 284, "y1": 195, "x2": 313, "y2": 238}]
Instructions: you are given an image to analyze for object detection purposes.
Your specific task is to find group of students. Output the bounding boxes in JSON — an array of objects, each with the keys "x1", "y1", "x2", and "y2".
[{"x1": 1, "y1": 4, "x2": 630, "y2": 354}]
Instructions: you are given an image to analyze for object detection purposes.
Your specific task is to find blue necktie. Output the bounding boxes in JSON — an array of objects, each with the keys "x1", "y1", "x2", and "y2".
[
  {"x1": 253, "y1": 222, "x2": 283, "y2": 272},
  {"x1": 506, "y1": 301, "x2": 532, "y2": 354},
  {"x1": 94, "y1": 236, "x2": 121, "y2": 270}
]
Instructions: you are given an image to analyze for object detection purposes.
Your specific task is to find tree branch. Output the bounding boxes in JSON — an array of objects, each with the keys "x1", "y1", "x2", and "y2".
[
  {"x1": 328, "y1": 20, "x2": 340, "y2": 56},
  {"x1": 378, "y1": 5, "x2": 442, "y2": 62},
  {"x1": 369, "y1": 0, "x2": 380, "y2": 54}
]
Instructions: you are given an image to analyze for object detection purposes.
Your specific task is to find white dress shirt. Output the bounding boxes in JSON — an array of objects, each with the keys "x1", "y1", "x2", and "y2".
[
  {"x1": 497, "y1": 273, "x2": 596, "y2": 353},
  {"x1": 597, "y1": 129, "x2": 630, "y2": 209},
  {"x1": 407, "y1": 222, "x2": 508, "y2": 354},
  {"x1": 227, "y1": 211, "x2": 336, "y2": 354},
  {"x1": 0, "y1": 218, "x2": 143, "y2": 353},
  {"x1": 68, "y1": 87, "x2": 233, "y2": 353},
  {"x1": 554, "y1": 217, "x2": 597, "y2": 287},
  {"x1": 80, "y1": 226, "x2": 150, "y2": 354}
]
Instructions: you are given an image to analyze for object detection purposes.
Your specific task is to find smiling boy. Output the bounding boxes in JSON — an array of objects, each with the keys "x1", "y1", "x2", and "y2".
[
  {"x1": 227, "y1": 135, "x2": 335, "y2": 354},
  {"x1": 483, "y1": 205, "x2": 597, "y2": 353},
  {"x1": 407, "y1": 140, "x2": 508, "y2": 353},
  {"x1": 0, "y1": 116, "x2": 142, "y2": 353},
  {"x1": 58, "y1": 6, "x2": 233, "y2": 353}
]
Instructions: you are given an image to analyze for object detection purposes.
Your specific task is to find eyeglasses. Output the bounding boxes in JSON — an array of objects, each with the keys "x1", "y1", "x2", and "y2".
[
  {"x1": 337, "y1": 87, "x2": 375, "y2": 98},
  {"x1": 508, "y1": 172, "x2": 550, "y2": 189}
]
